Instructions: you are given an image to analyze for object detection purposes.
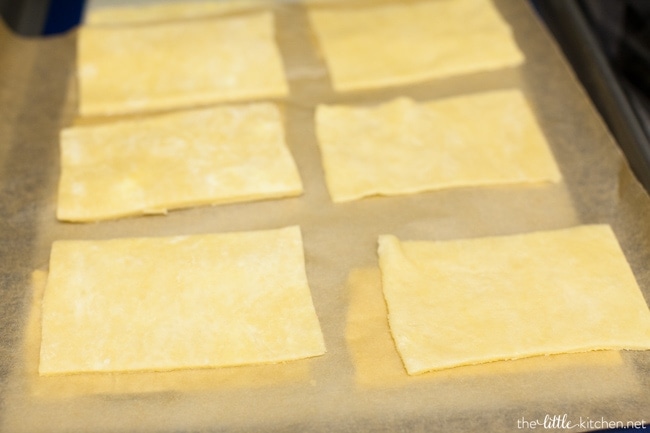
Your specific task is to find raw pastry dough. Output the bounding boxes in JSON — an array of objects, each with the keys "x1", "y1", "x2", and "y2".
[
  {"x1": 308, "y1": 0, "x2": 524, "y2": 92},
  {"x1": 315, "y1": 89, "x2": 561, "y2": 202},
  {"x1": 344, "y1": 268, "x2": 626, "y2": 389},
  {"x1": 58, "y1": 103, "x2": 302, "y2": 222},
  {"x1": 27, "y1": 271, "x2": 312, "y2": 396},
  {"x1": 78, "y1": 12, "x2": 288, "y2": 116},
  {"x1": 39, "y1": 226, "x2": 326, "y2": 375},
  {"x1": 378, "y1": 225, "x2": 650, "y2": 375},
  {"x1": 86, "y1": 0, "x2": 270, "y2": 26}
]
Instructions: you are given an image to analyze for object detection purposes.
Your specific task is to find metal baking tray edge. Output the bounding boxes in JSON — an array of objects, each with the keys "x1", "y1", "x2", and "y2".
[{"x1": 535, "y1": 0, "x2": 650, "y2": 193}]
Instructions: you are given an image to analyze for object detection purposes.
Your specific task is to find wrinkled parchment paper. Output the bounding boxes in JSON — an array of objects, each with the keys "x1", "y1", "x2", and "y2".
[{"x1": 1, "y1": 1, "x2": 649, "y2": 431}]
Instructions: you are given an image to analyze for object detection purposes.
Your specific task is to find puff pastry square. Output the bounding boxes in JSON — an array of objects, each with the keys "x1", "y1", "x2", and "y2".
[
  {"x1": 78, "y1": 11, "x2": 288, "y2": 116},
  {"x1": 85, "y1": 0, "x2": 270, "y2": 26},
  {"x1": 315, "y1": 89, "x2": 561, "y2": 202},
  {"x1": 308, "y1": 0, "x2": 524, "y2": 92},
  {"x1": 58, "y1": 103, "x2": 302, "y2": 222},
  {"x1": 39, "y1": 226, "x2": 326, "y2": 375},
  {"x1": 378, "y1": 225, "x2": 650, "y2": 375}
]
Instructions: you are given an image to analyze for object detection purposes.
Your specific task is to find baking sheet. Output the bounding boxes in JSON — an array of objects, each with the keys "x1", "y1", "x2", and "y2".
[{"x1": 1, "y1": 0, "x2": 650, "y2": 431}]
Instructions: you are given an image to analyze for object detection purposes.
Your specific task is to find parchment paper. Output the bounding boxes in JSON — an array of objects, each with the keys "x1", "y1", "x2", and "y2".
[{"x1": 1, "y1": 1, "x2": 650, "y2": 432}]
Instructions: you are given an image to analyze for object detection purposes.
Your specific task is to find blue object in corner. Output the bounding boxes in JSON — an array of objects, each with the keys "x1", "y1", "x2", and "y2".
[{"x1": 43, "y1": 0, "x2": 85, "y2": 34}]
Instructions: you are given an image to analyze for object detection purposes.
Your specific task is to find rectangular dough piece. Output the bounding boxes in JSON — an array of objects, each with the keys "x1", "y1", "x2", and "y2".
[
  {"x1": 39, "y1": 226, "x2": 326, "y2": 375},
  {"x1": 85, "y1": 1, "x2": 270, "y2": 26},
  {"x1": 378, "y1": 225, "x2": 650, "y2": 375},
  {"x1": 315, "y1": 89, "x2": 561, "y2": 203},
  {"x1": 308, "y1": 0, "x2": 524, "y2": 92},
  {"x1": 78, "y1": 11, "x2": 288, "y2": 116},
  {"x1": 58, "y1": 103, "x2": 302, "y2": 222}
]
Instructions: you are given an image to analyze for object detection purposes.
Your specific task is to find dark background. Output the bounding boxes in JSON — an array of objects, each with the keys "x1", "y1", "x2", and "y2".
[{"x1": 0, "y1": 0, "x2": 84, "y2": 35}]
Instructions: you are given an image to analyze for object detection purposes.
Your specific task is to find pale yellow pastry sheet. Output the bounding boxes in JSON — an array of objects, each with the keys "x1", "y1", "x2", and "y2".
[
  {"x1": 316, "y1": 89, "x2": 561, "y2": 202},
  {"x1": 58, "y1": 103, "x2": 302, "y2": 222},
  {"x1": 378, "y1": 225, "x2": 650, "y2": 375},
  {"x1": 39, "y1": 226, "x2": 326, "y2": 375},
  {"x1": 78, "y1": 11, "x2": 288, "y2": 116},
  {"x1": 25, "y1": 271, "x2": 312, "y2": 397},
  {"x1": 344, "y1": 267, "x2": 632, "y2": 394},
  {"x1": 86, "y1": 0, "x2": 270, "y2": 26},
  {"x1": 308, "y1": 0, "x2": 524, "y2": 92}
]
